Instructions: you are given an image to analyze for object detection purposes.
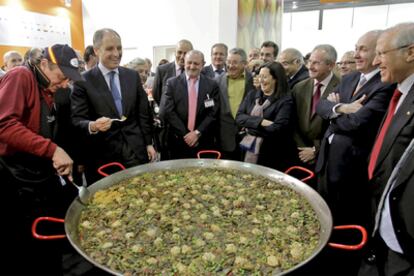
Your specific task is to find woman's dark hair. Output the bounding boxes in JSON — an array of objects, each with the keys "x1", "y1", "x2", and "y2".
[
  {"x1": 84, "y1": 45, "x2": 95, "y2": 63},
  {"x1": 258, "y1": 61, "x2": 289, "y2": 100}
]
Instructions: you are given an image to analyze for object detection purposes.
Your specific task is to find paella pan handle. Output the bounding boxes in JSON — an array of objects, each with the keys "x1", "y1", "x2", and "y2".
[
  {"x1": 197, "y1": 150, "x2": 222, "y2": 159},
  {"x1": 97, "y1": 162, "x2": 126, "y2": 177},
  {"x1": 328, "y1": 225, "x2": 368, "y2": 250},
  {"x1": 284, "y1": 166, "x2": 315, "y2": 183},
  {"x1": 31, "y1": 217, "x2": 66, "y2": 240}
]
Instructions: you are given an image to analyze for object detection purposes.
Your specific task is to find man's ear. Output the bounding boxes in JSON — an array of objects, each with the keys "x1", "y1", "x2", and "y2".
[{"x1": 406, "y1": 44, "x2": 414, "y2": 62}]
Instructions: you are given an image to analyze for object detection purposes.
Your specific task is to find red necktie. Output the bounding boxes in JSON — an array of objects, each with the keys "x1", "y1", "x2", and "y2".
[
  {"x1": 368, "y1": 89, "x2": 402, "y2": 179},
  {"x1": 187, "y1": 78, "x2": 197, "y2": 131},
  {"x1": 312, "y1": 82, "x2": 323, "y2": 115}
]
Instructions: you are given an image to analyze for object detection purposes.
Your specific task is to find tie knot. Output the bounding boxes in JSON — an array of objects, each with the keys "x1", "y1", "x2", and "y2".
[
  {"x1": 315, "y1": 82, "x2": 323, "y2": 89},
  {"x1": 359, "y1": 75, "x2": 367, "y2": 86},
  {"x1": 215, "y1": 68, "x2": 224, "y2": 74},
  {"x1": 392, "y1": 89, "x2": 402, "y2": 101}
]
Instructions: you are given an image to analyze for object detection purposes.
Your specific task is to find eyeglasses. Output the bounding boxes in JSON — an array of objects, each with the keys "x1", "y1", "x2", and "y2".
[
  {"x1": 376, "y1": 44, "x2": 411, "y2": 57},
  {"x1": 336, "y1": 61, "x2": 355, "y2": 66}
]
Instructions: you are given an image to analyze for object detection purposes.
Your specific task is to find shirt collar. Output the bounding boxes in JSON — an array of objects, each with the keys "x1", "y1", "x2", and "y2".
[
  {"x1": 361, "y1": 68, "x2": 380, "y2": 82},
  {"x1": 398, "y1": 72, "x2": 414, "y2": 95},
  {"x1": 98, "y1": 62, "x2": 119, "y2": 76},
  {"x1": 314, "y1": 71, "x2": 333, "y2": 87}
]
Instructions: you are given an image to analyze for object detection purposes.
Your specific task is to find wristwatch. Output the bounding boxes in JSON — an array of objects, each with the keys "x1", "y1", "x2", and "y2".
[{"x1": 195, "y1": 130, "x2": 201, "y2": 137}]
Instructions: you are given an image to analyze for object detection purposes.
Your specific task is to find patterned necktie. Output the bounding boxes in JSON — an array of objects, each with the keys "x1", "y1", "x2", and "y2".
[
  {"x1": 311, "y1": 82, "x2": 323, "y2": 116},
  {"x1": 368, "y1": 89, "x2": 402, "y2": 179},
  {"x1": 187, "y1": 77, "x2": 197, "y2": 131},
  {"x1": 109, "y1": 71, "x2": 123, "y2": 116},
  {"x1": 353, "y1": 75, "x2": 367, "y2": 96}
]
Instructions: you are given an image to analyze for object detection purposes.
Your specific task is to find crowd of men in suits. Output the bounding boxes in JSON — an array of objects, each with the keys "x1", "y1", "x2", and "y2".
[{"x1": 0, "y1": 22, "x2": 414, "y2": 275}]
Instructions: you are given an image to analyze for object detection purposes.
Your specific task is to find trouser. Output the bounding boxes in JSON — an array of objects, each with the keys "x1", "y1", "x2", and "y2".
[
  {"x1": 0, "y1": 163, "x2": 66, "y2": 275},
  {"x1": 359, "y1": 236, "x2": 414, "y2": 276}
]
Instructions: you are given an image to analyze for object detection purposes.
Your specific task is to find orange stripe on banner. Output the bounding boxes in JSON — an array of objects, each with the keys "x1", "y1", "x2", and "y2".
[{"x1": 48, "y1": 47, "x2": 57, "y2": 64}]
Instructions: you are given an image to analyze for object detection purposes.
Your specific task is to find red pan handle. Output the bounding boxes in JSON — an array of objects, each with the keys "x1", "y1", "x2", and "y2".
[
  {"x1": 97, "y1": 162, "x2": 126, "y2": 177},
  {"x1": 31, "y1": 217, "x2": 66, "y2": 240},
  {"x1": 284, "y1": 166, "x2": 315, "y2": 183},
  {"x1": 197, "y1": 150, "x2": 222, "y2": 159},
  {"x1": 328, "y1": 225, "x2": 368, "y2": 250}
]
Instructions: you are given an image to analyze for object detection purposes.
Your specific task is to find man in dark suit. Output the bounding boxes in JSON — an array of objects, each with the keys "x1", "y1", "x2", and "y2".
[
  {"x1": 216, "y1": 48, "x2": 254, "y2": 160},
  {"x1": 278, "y1": 48, "x2": 309, "y2": 89},
  {"x1": 161, "y1": 50, "x2": 220, "y2": 159},
  {"x1": 315, "y1": 30, "x2": 394, "y2": 226},
  {"x1": 152, "y1": 39, "x2": 193, "y2": 105},
  {"x1": 71, "y1": 28, "x2": 156, "y2": 183},
  {"x1": 201, "y1": 43, "x2": 227, "y2": 79},
  {"x1": 359, "y1": 22, "x2": 414, "y2": 276},
  {"x1": 292, "y1": 44, "x2": 340, "y2": 169}
]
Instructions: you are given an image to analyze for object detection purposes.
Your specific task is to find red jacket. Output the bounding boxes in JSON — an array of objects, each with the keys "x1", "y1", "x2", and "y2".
[{"x1": 0, "y1": 66, "x2": 56, "y2": 158}]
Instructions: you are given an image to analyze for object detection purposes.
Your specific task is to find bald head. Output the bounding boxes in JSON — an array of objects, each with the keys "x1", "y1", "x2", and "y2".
[{"x1": 3, "y1": 51, "x2": 23, "y2": 71}]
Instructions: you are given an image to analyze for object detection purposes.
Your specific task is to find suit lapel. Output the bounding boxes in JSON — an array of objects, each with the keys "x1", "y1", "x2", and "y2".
[
  {"x1": 118, "y1": 68, "x2": 131, "y2": 116},
  {"x1": 91, "y1": 67, "x2": 119, "y2": 116},
  {"x1": 347, "y1": 73, "x2": 361, "y2": 102},
  {"x1": 376, "y1": 86, "x2": 414, "y2": 168},
  {"x1": 219, "y1": 74, "x2": 230, "y2": 113},
  {"x1": 197, "y1": 76, "x2": 207, "y2": 114}
]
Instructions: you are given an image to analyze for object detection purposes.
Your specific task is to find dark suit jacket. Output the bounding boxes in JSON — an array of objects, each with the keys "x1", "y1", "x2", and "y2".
[
  {"x1": 235, "y1": 90, "x2": 298, "y2": 171},
  {"x1": 153, "y1": 62, "x2": 176, "y2": 105},
  {"x1": 201, "y1": 65, "x2": 215, "y2": 79},
  {"x1": 71, "y1": 66, "x2": 153, "y2": 166},
  {"x1": 371, "y1": 84, "x2": 414, "y2": 214},
  {"x1": 161, "y1": 73, "x2": 220, "y2": 158},
  {"x1": 216, "y1": 70, "x2": 254, "y2": 152},
  {"x1": 382, "y1": 138, "x2": 414, "y2": 261},
  {"x1": 292, "y1": 74, "x2": 340, "y2": 151},
  {"x1": 315, "y1": 71, "x2": 395, "y2": 224},
  {"x1": 289, "y1": 65, "x2": 309, "y2": 89},
  {"x1": 201, "y1": 65, "x2": 226, "y2": 79}
]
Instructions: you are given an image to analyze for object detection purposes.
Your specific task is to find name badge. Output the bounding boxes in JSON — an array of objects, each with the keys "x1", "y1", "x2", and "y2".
[{"x1": 204, "y1": 94, "x2": 214, "y2": 108}]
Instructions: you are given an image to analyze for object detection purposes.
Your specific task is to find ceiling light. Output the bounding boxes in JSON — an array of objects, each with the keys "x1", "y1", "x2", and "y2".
[{"x1": 292, "y1": 1, "x2": 298, "y2": 9}]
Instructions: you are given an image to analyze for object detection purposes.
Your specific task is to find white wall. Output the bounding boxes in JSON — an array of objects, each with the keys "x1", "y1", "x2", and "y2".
[
  {"x1": 282, "y1": 3, "x2": 414, "y2": 59},
  {"x1": 82, "y1": 0, "x2": 238, "y2": 67}
]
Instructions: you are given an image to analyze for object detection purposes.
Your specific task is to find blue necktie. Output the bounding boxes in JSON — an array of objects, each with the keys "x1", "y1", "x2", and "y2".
[{"x1": 109, "y1": 71, "x2": 123, "y2": 116}]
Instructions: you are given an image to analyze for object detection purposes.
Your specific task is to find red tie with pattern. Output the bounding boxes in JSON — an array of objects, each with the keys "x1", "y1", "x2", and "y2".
[
  {"x1": 368, "y1": 89, "x2": 402, "y2": 179},
  {"x1": 187, "y1": 77, "x2": 197, "y2": 131},
  {"x1": 312, "y1": 82, "x2": 323, "y2": 116}
]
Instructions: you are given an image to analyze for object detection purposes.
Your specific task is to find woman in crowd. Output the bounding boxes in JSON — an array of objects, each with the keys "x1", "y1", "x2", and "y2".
[{"x1": 236, "y1": 62, "x2": 297, "y2": 171}]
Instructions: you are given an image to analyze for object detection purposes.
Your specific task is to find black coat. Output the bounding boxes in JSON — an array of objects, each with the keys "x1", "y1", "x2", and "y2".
[
  {"x1": 236, "y1": 90, "x2": 298, "y2": 171},
  {"x1": 71, "y1": 66, "x2": 153, "y2": 167},
  {"x1": 315, "y1": 71, "x2": 395, "y2": 225},
  {"x1": 161, "y1": 73, "x2": 220, "y2": 159}
]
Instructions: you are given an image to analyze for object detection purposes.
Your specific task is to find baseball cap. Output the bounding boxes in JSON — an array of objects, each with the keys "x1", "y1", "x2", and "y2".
[{"x1": 44, "y1": 44, "x2": 83, "y2": 82}]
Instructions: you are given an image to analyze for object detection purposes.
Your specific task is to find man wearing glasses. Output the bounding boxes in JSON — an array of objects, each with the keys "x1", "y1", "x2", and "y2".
[
  {"x1": 359, "y1": 22, "x2": 414, "y2": 276},
  {"x1": 278, "y1": 48, "x2": 309, "y2": 89},
  {"x1": 337, "y1": 51, "x2": 357, "y2": 77}
]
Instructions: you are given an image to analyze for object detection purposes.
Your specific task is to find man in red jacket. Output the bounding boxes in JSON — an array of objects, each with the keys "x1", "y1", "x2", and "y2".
[{"x1": 0, "y1": 44, "x2": 82, "y2": 274}]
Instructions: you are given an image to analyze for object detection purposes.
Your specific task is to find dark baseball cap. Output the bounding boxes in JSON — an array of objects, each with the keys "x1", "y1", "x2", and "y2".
[{"x1": 44, "y1": 44, "x2": 83, "y2": 82}]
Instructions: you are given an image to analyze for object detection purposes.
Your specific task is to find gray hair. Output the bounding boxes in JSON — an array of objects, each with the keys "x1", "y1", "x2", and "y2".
[
  {"x1": 3, "y1": 51, "x2": 22, "y2": 63},
  {"x1": 228, "y1": 48, "x2": 247, "y2": 62},
  {"x1": 125, "y1": 57, "x2": 146, "y2": 70},
  {"x1": 282, "y1": 48, "x2": 304, "y2": 64},
  {"x1": 387, "y1": 22, "x2": 414, "y2": 48},
  {"x1": 93, "y1": 28, "x2": 121, "y2": 48},
  {"x1": 185, "y1": 50, "x2": 205, "y2": 63},
  {"x1": 211, "y1": 43, "x2": 228, "y2": 55},
  {"x1": 177, "y1": 39, "x2": 193, "y2": 50},
  {"x1": 26, "y1": 47, "x2": 44, "y2": 66},
  {"x1": 312, "y1": 44, "x2": 337, "y2": 65}
]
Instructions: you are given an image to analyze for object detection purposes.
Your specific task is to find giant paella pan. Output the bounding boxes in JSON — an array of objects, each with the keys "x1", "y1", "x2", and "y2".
[{"x1": 33, "y1": 159, "x2": 366, "y2": 275}]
